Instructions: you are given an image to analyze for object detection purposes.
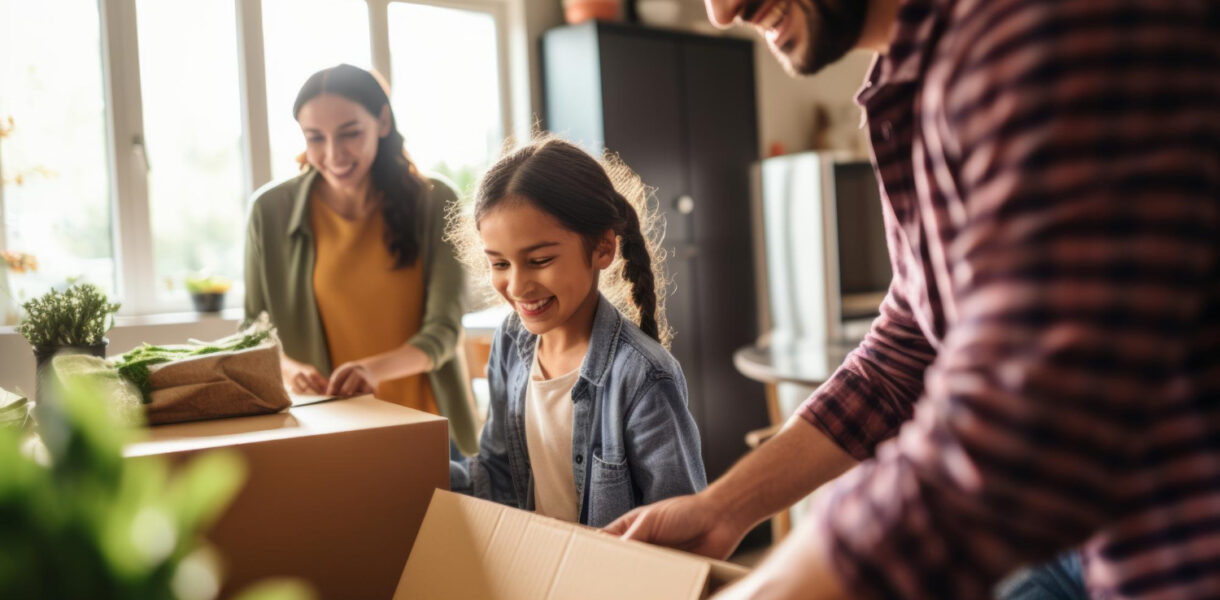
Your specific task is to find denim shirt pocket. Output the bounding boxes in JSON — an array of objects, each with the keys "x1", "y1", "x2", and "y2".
[{"x1": 588, "y1": 450, "x2": 634, "y2": 527}]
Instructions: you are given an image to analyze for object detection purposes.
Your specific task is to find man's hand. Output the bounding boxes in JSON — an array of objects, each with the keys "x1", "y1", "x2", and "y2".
[
  {"x1": 604, "y1": 492, "x2": 748, "y2": 560},
  {"x1": 607, "y1": 416, "x2": 857, "y2": 560},
  {"x1": 281, "y1": 354, "x2": 327, "y2": 394},
  {"x1": 327, "y1": 360, "x2": 378, "y2": 397}
]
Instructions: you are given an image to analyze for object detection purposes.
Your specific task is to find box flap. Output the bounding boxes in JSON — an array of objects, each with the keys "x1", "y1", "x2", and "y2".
[{"x1": 396, "y1": 490, "x2": 748, "y2": 600}]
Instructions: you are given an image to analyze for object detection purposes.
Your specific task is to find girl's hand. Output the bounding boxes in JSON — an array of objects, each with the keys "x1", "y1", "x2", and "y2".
[
  {"x1": 327, "y1": 360, "x2": 378, "y2": 397},
  {"x1": 281, "y1": 354, "x2": 328, "y2": 394}
]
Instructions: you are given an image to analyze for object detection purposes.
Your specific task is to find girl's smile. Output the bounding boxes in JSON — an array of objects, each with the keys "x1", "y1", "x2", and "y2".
[
  {"x1": 478, "y1": 199, "x2": 615, "y2": 349},
  {"x1": 515, "y1": 296, "x2": 556, "y2": 317}
]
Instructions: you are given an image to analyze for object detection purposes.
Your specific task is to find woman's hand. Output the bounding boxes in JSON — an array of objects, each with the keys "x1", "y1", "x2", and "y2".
[
  {"x1": 281, "y1": 353, "x2": 328, "y2": 394},
  {"x1": 327, "y1": 360, "x2": 378, "y2": 397},
  {"x1": 326, "y1": 344, "x2": 434, "y2": 397}
]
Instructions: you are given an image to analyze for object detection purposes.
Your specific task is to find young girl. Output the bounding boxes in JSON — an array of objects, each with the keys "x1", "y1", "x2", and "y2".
[{"x1": 449, "y1": 138, "x2": 706, "y2": 526}]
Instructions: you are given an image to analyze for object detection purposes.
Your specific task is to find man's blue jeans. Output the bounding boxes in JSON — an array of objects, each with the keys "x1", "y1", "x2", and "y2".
[{"x1": 997, "y1": 551, "x2": 1086, "y2": 600}]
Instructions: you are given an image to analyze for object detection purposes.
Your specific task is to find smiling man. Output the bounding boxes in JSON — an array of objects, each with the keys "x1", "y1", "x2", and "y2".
[{"x1": 604, "y1": 0, "x2": 1220, "y2": 598}]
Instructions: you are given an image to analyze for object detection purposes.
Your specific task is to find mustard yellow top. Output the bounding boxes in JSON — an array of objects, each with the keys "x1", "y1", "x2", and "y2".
[{"x1": 309, "y1": 192, "x2": 438, "y2": 415}]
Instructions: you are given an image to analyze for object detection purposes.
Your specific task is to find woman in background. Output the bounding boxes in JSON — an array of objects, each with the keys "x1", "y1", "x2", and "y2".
[{"x1": 244, "y1": 63, "x2": 478, "y2": 454}]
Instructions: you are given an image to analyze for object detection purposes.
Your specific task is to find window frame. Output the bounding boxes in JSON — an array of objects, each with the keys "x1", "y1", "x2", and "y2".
[{"x1": 1, "y1": 0, "x2": 521, "y2": 317}]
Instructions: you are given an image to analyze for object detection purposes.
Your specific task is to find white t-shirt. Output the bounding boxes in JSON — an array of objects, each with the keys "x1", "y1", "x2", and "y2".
[{"x1": 524, "y1": 344, "x2": 582, "y2": 522}]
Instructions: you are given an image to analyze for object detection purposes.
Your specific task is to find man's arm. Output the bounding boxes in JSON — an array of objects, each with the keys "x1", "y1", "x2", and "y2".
[
  {"x1": 743, "y1": 3, "x2": 1220, "y2": 598},
  {"x1": 608, "y1": 273, "x2": 939, "y2": 555},
  {"x1": 607, "y1": 415, "x2": 855, "y2": 558},
  {"x1": 609, "y1": 269, "x2": 938, "y2": 555}
]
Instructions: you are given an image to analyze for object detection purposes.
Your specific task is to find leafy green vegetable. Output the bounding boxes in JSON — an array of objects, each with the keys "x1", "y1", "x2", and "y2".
[
  {"x1": 113, "y1": 329, "x2": 272, "y2": 403},
  {"x1": 49, "y1": 355, "x2": 144, "y2": 426}
]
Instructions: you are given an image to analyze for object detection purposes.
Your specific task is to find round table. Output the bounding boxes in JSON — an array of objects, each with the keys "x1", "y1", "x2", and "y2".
[
  {"x1": 732, "y1": 339, "x2": 854, "y2": 425},
  {"x1": 732, "y1": 337, "x2": 856, "y2": 541}
]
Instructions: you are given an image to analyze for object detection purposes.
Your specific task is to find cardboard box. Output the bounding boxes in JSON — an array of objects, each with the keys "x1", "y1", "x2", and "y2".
[
  {"x1": 396, "y1": 490, "x2": 750, "y2": 599},
  {"x1": 125, "y1": 395, "x2": 449, "y2": 599}
]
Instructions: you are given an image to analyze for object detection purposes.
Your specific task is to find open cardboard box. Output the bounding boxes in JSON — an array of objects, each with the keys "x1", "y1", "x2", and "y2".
[
  {"x1": 125, "y1": 395, "x2": 449, "y2": 599},
  {"x1": 396, "y1": 490, "x2": 751, "y2": 599}
]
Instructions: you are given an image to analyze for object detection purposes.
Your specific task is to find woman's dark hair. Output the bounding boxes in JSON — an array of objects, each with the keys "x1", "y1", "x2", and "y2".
[
  {"x1": 471, "y1": 138, "x2": 667, "y2": 344},
  {"x1": 293, "y1": 64, "x2": 428, "y2": 268}
]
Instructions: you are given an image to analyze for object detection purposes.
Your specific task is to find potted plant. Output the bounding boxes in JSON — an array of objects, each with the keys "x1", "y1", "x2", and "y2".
[
  {"x1": 185, "y1": 274, "x2": 232, "y2": 313},
  {"x1": 17, "y1": 282, "x2": 120, "y2": 370}
]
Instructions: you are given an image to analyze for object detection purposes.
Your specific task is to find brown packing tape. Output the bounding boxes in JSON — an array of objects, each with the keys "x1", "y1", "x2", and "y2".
[{"x1": 144, "y1": 344, "x2": 291, "y2": 425}]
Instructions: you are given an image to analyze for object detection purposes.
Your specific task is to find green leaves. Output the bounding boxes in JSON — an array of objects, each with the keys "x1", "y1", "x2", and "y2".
[
  {"x1": 112, "y1": 328, "x2": 272, "y2": 403},
  {"x1": 16, "y1": 283, "x2": 120, "y2": 350},
  {"x1": 0, "y1": 369, "x2": 311, "y2": 599},
  {"x1": 183, "y1": 275, "x2": 232, "y2": 295}
]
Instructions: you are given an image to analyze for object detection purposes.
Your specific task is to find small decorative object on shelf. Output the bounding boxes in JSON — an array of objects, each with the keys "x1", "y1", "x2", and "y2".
[
  {"x1": 17, "y1": 282, "x2": 119, "y2": 370},
  {"x1": 636, "y1": 0, "x2": 681, "y2": 26},
  {"x1": 563, "y1": 0, "x2": 620, "y2": 24},
  {"x1": 185, "y1": 274, "x2": 232, "y2": 313}
]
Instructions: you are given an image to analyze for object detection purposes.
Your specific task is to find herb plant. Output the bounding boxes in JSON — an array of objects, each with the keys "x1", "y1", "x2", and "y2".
[{"x1": 16, "y1": 283, "x2": 120, "y2": 350}]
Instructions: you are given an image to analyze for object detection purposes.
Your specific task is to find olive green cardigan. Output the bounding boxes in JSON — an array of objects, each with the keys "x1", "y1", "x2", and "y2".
[{"x1": 243, "y1": 169, "x2": 478, "y2": 454}]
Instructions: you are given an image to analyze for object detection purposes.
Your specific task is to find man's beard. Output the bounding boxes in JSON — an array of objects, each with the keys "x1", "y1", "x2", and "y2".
[{"x1": 778, "y1": 0, "x2": 869, "y2": 76}]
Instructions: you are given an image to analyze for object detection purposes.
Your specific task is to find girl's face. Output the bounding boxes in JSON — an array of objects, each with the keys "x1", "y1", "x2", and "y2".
[
  {"x1": 297, "y1": 93, "x2": 390, "y2": 195},
  {"x1": 479, "y1": 198, "x2": 615, "y2": 339}
]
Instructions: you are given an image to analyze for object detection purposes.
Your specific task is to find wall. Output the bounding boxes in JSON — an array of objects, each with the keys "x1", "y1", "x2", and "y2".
[
  {"x1": 616, "y1": 0, "x2": 874, "y2": 158},
  {"x1": 518, "y1": 0, "x2": 874, "y2": 159}
]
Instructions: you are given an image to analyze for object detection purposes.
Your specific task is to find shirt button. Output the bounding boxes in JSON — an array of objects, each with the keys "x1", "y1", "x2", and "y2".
[
  {"x1": 575, "y1": 455, "x2": 584, "y2": 465},
  {"x1": 880, "y1": 121, "x2": 894, "y2": 141}
]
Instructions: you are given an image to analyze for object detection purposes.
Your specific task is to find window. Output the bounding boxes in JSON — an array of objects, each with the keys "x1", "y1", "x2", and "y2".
[
  {"x1": 0, "y1": 0, "x2": 516, "y2": 321},
  {"x1": 388, "y1": 2, "x2": 504, "y2": 199},
  {"x1": 135, "y1": 0, "x2": 247, "y2": 309},
  {"x1": 0, "y1": 0, "x2": 115, "y2": 305},
  {"x1": 262, "y1": 0, "x2": 372, "y2": 183}
]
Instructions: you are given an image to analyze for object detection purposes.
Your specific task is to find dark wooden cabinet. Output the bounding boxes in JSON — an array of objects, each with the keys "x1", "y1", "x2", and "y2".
[{"x1": 542, "y1": 22, "x2": 766, "y2": 479}]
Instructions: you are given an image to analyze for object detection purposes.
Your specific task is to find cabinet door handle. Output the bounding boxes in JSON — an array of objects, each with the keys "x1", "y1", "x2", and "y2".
[{"x1": 675, "y1": 195, "x2": 694, "y2": 215}]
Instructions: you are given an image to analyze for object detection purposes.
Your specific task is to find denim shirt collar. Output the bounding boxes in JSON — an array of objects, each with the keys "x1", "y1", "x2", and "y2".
[{"x1": 510, "y1": 293, "x2": 623, "y2": 393}]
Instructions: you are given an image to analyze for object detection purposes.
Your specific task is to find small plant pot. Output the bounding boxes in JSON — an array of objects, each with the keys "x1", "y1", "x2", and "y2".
[
  {"x1": 34, "y1": 339, "x2": 109, "y2": 371},
  {"x1": 33, "y1": 339, "x2": 109, "y2": 406},
  {"x1": 191, "y1": 292, "x2": 225, "y2": 313},
  {"x1": 564, "y1": 0, "x2": 620, "y2": 23}
]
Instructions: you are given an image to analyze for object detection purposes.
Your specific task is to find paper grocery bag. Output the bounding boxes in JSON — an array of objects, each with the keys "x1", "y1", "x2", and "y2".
[{"x1": 144, "y1": 343, "x2": 290, "y2": 425}]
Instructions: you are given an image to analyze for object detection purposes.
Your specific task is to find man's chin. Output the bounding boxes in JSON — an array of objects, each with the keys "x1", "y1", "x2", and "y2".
[
  {"x1": 769, "y1": 41, "x2": 821, "y2": 77},
  {"x1": 772, "y1": 41, "x2": 850, "y2": 77}
]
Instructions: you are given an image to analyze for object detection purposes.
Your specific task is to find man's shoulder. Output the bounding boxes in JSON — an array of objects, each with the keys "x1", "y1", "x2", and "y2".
[{"x1": 947, "y1": 0, "x2": 1206, "y2": 52}]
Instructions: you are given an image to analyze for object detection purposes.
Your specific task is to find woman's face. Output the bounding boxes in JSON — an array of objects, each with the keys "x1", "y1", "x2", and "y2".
[{"x1": 297, "y1": 93, "x2": 390, "y2": 194}]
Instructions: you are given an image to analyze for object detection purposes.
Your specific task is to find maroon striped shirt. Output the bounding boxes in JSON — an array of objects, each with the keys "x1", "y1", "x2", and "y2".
[{"x1": 796, "y1": 1, "x2": 1220, "y2": 598}]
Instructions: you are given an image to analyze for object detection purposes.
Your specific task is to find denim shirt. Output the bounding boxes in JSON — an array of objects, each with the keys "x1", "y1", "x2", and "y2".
[{"x1": 451, "y1": 294, "x2": 707, "y2": 527}]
